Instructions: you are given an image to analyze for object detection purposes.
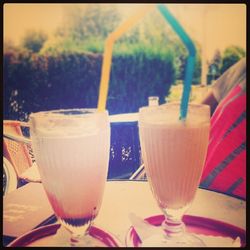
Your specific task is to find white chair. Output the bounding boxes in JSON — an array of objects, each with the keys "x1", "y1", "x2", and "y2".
[
  {"x1": 129, "y1": 164, "x2": 147, "y2": 180},
  {"x1": 3, "y1": 120, "x2": 41, "y2": 184},
  {"x1": 3, "y1": 157, "x2": 18, "y2": 195}
]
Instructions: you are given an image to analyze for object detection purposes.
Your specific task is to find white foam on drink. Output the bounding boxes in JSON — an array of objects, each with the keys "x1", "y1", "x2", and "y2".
[
  {"x1": 30, "y1": 109, "x2": 104, "y2": 138},
  {"x1": 139, "y1": 103, "x2": 210, "y2": 127}
]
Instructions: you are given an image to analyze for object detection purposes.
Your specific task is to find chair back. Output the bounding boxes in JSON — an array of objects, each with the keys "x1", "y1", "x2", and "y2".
[{"x1": 3, "y1": 120, "x2": 33, "y2": 178}]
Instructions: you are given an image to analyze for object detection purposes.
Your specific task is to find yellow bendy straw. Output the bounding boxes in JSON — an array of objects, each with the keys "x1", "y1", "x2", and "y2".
[{"x1": 97, "y1": 5, "x2": 155, "y2": 112}]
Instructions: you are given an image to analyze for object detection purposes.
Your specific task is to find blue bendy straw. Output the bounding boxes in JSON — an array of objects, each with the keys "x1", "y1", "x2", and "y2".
[{"x1": 157, "y1": 4, "x2": 196, "y2": 120}]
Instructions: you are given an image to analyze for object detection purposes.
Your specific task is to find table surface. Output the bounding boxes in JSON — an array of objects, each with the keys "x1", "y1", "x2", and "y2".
[
  {"x1": 6, "y1": 180, "x2": 246, "y2": 247},
  {"x1": 96, "y1": 181, "x2": 246, "y2": 245}
]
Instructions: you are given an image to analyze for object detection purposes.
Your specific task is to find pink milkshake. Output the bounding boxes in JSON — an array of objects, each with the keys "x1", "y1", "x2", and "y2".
[{"x1": 30, "y1": 109, "x2": 110, "y2": 235}]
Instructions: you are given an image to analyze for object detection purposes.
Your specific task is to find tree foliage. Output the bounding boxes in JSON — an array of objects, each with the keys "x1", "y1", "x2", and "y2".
[
  {"x1": 207, "y1": 45, "x2": 245, "y2": 84},
  {"x1": 21, "y1": 30, "x2": 48, "y2": 53},
  {"x1": 207, "y1": 49, "x2": 222, "y2": 83},
  {"x1": 220, "y1": 45, "x2": 246, "y2": 74},
  {"x1": 55, "y1": 4, "x2": 121, "y2": 41}
]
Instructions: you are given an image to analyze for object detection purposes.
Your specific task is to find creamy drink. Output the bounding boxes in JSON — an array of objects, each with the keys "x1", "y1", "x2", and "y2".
[
  {"x1": 139, "y1": 103, "x2": 210, "y2": 210},
  {"x1": 29, "y1": 109, "x2": 110, "y2": 235}
]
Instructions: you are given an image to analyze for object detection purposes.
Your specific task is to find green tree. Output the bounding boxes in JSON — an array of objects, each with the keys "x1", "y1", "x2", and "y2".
[
  {"x1": 21, "y1": 30, "x2": 48, "y2": 53},
  {"x1": 220, "y1": 45, "x2": 245, "y2": 74},
  {"x1": 55, "y1": 4, "x2": 121, "y2": 41},
  {"x1": 207, "y1": 49, "x2": 222, "y2": 84},
  {"x1": 117, "y1": 8, "x2": 180, "y2": 47},
  {"x1": 171, "y1": 41, "x2": 201, "y2": 84}
]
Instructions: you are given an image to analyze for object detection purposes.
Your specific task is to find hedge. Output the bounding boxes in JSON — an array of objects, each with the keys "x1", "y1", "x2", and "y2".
[{"x1": 3, "y1": 50, "x2": 176, "y2": 121}]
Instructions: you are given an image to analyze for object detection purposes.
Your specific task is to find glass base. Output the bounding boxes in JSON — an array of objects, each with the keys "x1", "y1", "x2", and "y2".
[
  {"x1": 58, "y1": 217, "x2": 104, "y2": 246},
  {"x1": 70, "y1": 233, "x2": 103, "y2": 247},
  {"x1": 138, "y1": 212, "x2": 206, "y2": 247},
  {"x1": 49, "y1": 225, "x2": 106, "y2": 247},
  {"x1": 141, "y1": 232, "x2": 205, "y2": 247}
]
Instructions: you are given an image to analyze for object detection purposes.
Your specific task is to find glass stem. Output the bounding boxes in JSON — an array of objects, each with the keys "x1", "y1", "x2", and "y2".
[
  {"x1": 70, "y1": 225, "x2": 91, "y2": 247},
  {"x1": 70, "y1": 233, "x2": 87, "y2": 246},
  {"x1": 162, "y1": 216, "x2": 185, "y2": 237},
  {"x1": 161, "y1": 207, "x2": 188, "y2": 238}
]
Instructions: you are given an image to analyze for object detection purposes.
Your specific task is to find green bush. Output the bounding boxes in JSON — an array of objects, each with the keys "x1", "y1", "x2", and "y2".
[
  {"x1": 220, "y1": 46, "x2": 245, "y2": 74},
  {"x1": 4, "y1": 49, "x2": 176, "y2": 121}
]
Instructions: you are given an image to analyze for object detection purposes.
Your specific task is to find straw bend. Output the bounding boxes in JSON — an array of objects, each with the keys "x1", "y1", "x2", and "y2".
[
  {"x1": 98, "y1": 4, "x2": 196, "y2": 117},
  {"x1": 97, "y1": 5, "x2": 154, "y2": 111},
  {"x1": 157, "y1": 4, "x2": 196, "y2": 56},
  {"x1": 157, "y1": 4, "x2": 196, "y2": 120}
]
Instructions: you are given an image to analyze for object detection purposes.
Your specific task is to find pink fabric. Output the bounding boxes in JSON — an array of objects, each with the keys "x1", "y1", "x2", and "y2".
[{"x1": 200, "y1": 84, "x2": 246, "y2": 199}]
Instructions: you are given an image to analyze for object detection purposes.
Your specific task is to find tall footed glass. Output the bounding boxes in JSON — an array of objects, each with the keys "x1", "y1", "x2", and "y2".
[
  {"x1": 29, "y1": 109, "x2": 110, "y2": 246},
  {"x1": 138, "y1": 102, "x2": 210, "y2": 247}
]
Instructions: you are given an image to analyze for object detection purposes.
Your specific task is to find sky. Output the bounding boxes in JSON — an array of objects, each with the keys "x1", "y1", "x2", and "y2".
[{"x1": 3, "y1": 3, "x2": 246, "y2": 60}]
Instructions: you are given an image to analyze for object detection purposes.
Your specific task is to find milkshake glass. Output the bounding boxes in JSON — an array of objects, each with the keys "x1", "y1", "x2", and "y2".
[
  {"x1": 29, "y1": 109, "x2": 110, "y2": 246},
  {"x1": 138, "y1": 102, "x2": 210, "y2": 247}
]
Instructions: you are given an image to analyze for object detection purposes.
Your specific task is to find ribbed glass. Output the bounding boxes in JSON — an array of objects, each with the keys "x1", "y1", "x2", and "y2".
[
  {"x1": 29, "y1": 109, "x2": 110, "y2": 245},
  {"x1": 138, "y1": 103, "x2": 210, "y2": 246}
]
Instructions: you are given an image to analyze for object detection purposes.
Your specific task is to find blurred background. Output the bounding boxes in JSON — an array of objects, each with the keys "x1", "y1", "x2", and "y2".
[
  {"x1": 3, "y1": 3, "x2": 246, "y2": 120},
  {"x1": 3, "y1": 3, "x2": 246, "y2": 179}
]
